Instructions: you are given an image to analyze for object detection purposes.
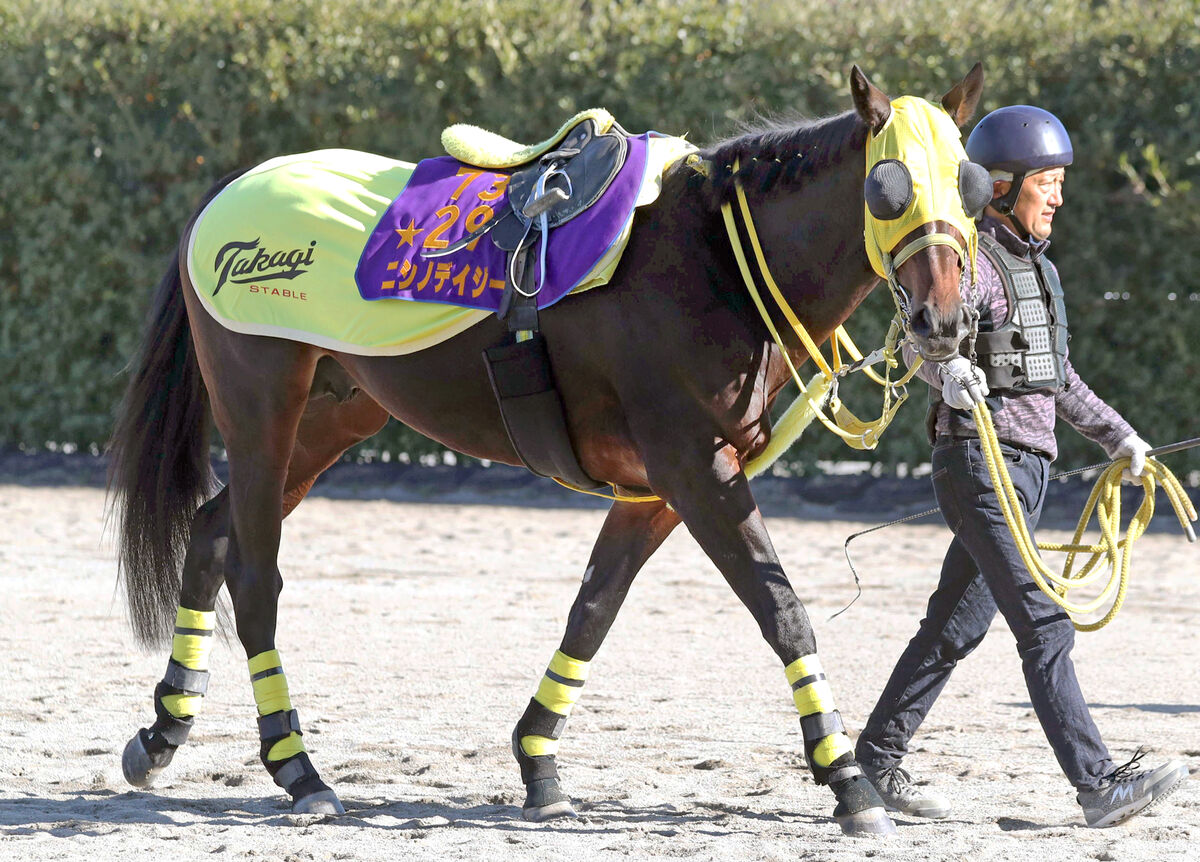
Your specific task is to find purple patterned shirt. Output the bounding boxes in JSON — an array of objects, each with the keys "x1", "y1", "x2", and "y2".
[{"x1": 905, "y1": 216, "x2": 1134, "y2": 461}]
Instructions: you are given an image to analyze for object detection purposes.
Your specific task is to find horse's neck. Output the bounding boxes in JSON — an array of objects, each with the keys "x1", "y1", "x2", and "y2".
[{"x1": 746, "y1": 155, "x2": 878, "y2": 350}]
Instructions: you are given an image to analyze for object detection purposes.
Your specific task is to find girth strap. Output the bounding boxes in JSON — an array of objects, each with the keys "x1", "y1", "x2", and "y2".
[{"x1": 483, "y1": 332, "x2": 606, "y2": 490}]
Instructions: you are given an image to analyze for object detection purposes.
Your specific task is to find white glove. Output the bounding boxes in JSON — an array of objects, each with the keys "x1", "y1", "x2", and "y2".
[
  {"x1": 939, "y1": 356, "x2": 989, "y2": 410},
  {"x1": 1106, "y1": 432, "x2": 1152, "y2": 481}
]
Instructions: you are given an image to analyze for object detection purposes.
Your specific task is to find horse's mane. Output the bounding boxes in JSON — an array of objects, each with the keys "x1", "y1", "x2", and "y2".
[{"x1": 697, "y1": 109, "x2": 867, "y2": 207}]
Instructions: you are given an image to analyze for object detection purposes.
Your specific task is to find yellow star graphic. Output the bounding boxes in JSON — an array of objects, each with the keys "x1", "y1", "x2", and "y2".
[{"x1": 395, "y1": 218, "x2": 423, "y2": 248}]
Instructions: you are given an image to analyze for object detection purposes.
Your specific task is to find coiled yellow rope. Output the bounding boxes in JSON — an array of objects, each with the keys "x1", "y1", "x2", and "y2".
[{"x1": 972, "y1": 402, "x2": 1197, "y2": 630}]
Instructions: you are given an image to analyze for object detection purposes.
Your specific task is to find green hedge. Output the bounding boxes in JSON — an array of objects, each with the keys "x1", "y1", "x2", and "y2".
[{"x1": 2, "y1": 0, "x2": 1197, "y2": 472}]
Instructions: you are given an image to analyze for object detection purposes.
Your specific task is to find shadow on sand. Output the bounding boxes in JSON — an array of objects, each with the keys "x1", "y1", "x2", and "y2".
[{"x1": 0, "y1": 789, "x2": 828, "y2": 837}]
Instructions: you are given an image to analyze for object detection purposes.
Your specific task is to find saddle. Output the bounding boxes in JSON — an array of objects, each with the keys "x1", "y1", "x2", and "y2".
[
  {"x1": 438, "y1": 111, "x2": 633, "y2": 493},
  {"x1": 434, "y1": 111, "x2": 631, "y2": 333}
]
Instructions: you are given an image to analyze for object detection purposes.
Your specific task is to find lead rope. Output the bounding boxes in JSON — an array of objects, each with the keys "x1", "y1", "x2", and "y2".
[
  {"x1": 971, "y1": 403, "x2": 1196, "y2": 630},
  {"x1": 844, "y1": 434, "x2": 1200, "y2": 624}
]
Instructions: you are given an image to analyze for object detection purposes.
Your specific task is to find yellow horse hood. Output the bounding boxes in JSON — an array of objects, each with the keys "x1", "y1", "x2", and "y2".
[{"x1": 863, "y1": 96, "x2": 978, "y2": 282}]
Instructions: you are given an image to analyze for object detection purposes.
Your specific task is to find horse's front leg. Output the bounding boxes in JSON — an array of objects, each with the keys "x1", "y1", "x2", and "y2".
[
  {"x1": 656, "y1": 442, "x2": 896, "y2": 837},
  {"x1": 514, "y1": 500, "x2": 681, "y2": 821},
  {"x1": 123, "y1": 489, "x2": 230, "y2": 789}
]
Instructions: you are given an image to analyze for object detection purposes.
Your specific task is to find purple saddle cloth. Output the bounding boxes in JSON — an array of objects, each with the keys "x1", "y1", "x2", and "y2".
[{"x1": 355, "y1": 133, "x2": 651, "y2": 312}]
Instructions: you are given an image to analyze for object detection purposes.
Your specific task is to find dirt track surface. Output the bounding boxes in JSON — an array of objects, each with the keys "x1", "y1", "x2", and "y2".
[{"x1": 2, "y1": 474, "x2": 1198, "y2": 861}]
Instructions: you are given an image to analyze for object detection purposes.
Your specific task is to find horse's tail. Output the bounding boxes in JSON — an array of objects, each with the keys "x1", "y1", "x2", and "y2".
[{"x1": 106, "y1": 172, "x2": 241, "y2": 648}]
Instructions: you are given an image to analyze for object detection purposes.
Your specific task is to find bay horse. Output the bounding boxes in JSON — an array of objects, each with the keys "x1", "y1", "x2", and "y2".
[{"x1": 107, "y1": 64, "x2": 984, "y2": 836}]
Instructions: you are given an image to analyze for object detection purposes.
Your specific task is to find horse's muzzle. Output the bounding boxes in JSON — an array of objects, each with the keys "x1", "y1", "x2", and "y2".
[{"x1": 907, "y1": 302, "x2": 971, "y2": 362}]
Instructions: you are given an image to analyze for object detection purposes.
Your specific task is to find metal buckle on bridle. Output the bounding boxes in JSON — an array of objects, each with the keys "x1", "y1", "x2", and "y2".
[
  {"x1": 889, "y1": 275, "x2": 913, "y2": 327},
  {"x1": 957, "y1": 259, "x2": 981, "y2": 362}
]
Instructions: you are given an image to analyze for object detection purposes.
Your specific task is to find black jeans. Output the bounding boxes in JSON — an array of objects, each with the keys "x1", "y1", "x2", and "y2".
[{"x1": 855, "y1": 437, "x2": 1113, "y2": 792}]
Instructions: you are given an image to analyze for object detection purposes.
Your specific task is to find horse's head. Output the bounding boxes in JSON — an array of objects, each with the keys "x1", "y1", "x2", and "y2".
[{"x1": 851, "y1": 64, "x2": 990, "y2": 361}]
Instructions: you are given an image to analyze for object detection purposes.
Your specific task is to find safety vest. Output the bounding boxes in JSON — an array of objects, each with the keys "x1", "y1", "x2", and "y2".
[{"x1": 973, "y1": 232, "x2": 1069, "y2": 394}]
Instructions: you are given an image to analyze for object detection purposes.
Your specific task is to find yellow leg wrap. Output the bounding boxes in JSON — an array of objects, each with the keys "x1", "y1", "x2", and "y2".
[
  {"x1": 161, "y1": 693, "x2": 203, "y2": 718},
  {"x1": 785, "y1": 654, "x2": 853, "y2": 768},
  {"x1": 522, "y1": 650, "x2": 590, "y2": 757},
  {"x1": 248, "y1": 649, "x2": 306, "y2": 761},
  {"x1": 162, "y1": 606, "x2": 216, "y2": 719}
]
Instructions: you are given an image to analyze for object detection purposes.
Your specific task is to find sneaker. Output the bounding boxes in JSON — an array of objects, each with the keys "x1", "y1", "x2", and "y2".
[
  {"x1": 865, "y1": 764, "x2": 951, "y2": 819},
  {"x1": 1078, "y1": 750, "x2": 1189, "y2": 828}
]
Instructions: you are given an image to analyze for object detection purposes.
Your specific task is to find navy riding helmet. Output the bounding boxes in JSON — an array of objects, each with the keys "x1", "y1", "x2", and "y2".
[{"x1": 965, "y1": 105, "x2": 1073, "y2": 217}]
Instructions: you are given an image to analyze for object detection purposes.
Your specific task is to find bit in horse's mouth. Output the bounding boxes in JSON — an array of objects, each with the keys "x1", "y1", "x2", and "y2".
[{"x1": 917, "y1": 344, "x2": 960, "y2": 363}]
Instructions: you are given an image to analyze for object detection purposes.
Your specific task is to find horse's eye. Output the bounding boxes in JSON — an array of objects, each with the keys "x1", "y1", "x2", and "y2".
[
  {"x1": 958, "y1": 159, "x2": 992, "y2": 218},
  {"x1": 864, "y1": 159, "x2": 913, "y2": 221}
]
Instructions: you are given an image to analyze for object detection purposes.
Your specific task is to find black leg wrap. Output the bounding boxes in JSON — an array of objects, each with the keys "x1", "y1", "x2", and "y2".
[
  {"x1": 258, "y1": 709, "x2": 302, "y2": 765},
  {"x1": 256, "y1": 709, "x2": 330, "y2": 801},
  {"x1": 266, "y1": 751, "x2": 331, "y2": 800},
  {"x1": 518, "y1": 697, "x2": 568, "y2": 740},
  {"x1": 162, "y1": 659, "x2": 210, "y2": 696},
  {"x1": 512, "y1": 697, "x2": 566, "y2": 784},
  {"x1": 148, "y1": 682, "x2": 195, "y2": 750},
  {"x1": 831, "y1": 769, "x2": 888, "y2": 817},
  {"x1": 831, "y1": 766, "x2": 896, "y2": 835},
  {"x1": 257, "y1": 708, "x2": 302, "y2": 743},
  {"x1": 512, "y1": 734, "x2": 559, "y2": 783},
  {"x1": 832, "y1": 774, "x2": 885, "y2": 815},
  {"x1": 799, "y1": 711, "x2": 848, "y2": 786}
]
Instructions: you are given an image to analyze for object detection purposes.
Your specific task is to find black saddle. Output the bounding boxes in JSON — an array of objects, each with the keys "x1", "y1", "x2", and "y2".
[
  {"x1": 430, "y1": 117, "x2": 630, "y2": 332},
  {"x1": 488, "y1": 118, "x2": 628, "y2": 251}
]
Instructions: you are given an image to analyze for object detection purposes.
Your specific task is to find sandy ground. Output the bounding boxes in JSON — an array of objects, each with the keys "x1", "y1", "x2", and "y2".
[{"x1": 1, "y1": 478, "x2": 1199, "y2": 861}]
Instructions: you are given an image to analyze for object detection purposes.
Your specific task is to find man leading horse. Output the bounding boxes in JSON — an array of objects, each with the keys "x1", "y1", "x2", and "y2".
[{"x1": 854, "y1": 104, "x2": 1189, "y2": 829}]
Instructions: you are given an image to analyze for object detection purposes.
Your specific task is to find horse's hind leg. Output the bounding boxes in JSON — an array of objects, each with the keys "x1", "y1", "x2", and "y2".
[
  {"x1": 513, "y1": 500, "x2": 681, "y2": 820},
  {"x1": 123, "y1": 336, "x2": 387, "y2": 814},
  {"x1": 122, "y1": 383, "x2": 389, "y2": 793},
  {"x1": 122, "y1": 486, "x2": 232, "y2": 789},
  {"x1": 226, "y1": 379, "x2": 391, "y2": 814}
]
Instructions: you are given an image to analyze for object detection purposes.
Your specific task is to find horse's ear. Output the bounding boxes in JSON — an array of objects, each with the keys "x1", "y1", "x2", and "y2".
[
  {"x1": 941, "y1": 62, "x2": 985, "y2": 127},
  {"x1": 850, "y1": 65, "x2": 891, "y2": 132}
]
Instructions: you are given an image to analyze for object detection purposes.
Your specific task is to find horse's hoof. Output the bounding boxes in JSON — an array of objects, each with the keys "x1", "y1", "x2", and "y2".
[
  {"x1": 522, "y1": 800, "x2": 577, "y2": 822},
  {"x1": 834, "y1": 804, "x2": 897, "y2": 836},
  {"x1": 521, "y1": 777, "x2": 577, "y2": 822},
  {"x1": 831, "y1": 772, "x2": 896, "y2": 836},
  {"x1": 292, "y1": 788, "x2": 345, "y2": 815},
  {"x1": 122, "y1": 729, "x2": 170, "y2": 789}
]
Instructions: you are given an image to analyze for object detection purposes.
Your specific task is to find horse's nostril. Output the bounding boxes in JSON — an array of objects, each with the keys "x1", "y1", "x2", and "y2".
[{"x1": 908, "y1": 306, "x2": 932, "y2": 337}]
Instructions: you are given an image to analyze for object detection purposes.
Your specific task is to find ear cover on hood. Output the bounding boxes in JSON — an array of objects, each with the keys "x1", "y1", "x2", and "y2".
[
  {"x1": 864, "y1": 159, "x2": 914, "y2": 221},
  {"x1": 958, "y1": 159, "x2": 992, "y2": 219}
]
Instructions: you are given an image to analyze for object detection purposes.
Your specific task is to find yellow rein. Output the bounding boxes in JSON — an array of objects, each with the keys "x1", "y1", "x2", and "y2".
[
  {"x1": 719, "y1": 174, "x2": 925, "y2": 451},
  {"x1": 972, "y1": 402, "x2": 1197, "y2": 630}
]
